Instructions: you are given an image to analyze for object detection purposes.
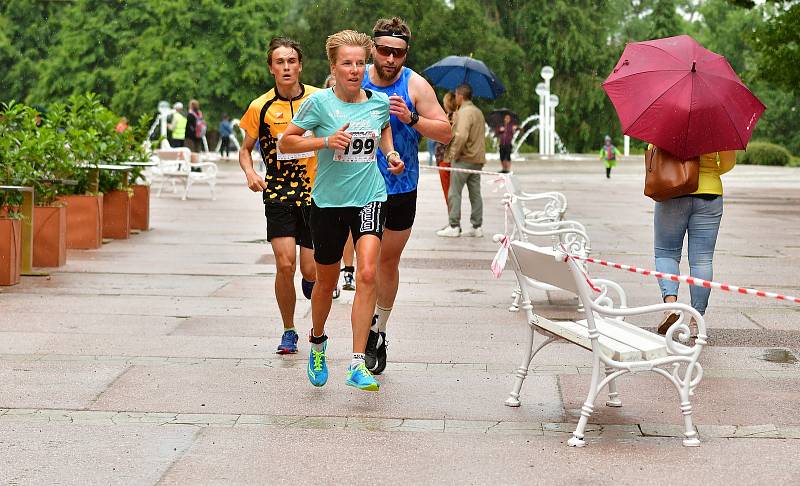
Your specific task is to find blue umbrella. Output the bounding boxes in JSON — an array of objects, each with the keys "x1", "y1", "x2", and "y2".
[{"x1": 422, "y1": 56, "x2": 506, "y2": 99}]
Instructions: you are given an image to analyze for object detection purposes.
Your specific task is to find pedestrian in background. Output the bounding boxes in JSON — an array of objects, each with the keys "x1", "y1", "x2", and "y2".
[
  {"x1": 437, "y1": 83, "x2": 485, "y2": 238},
  {"x1": 495, "y1": 113, "x2": 517, "y2": 173},
  {"x1": 167, "y1": 102, "x2": 186, "y2": 148},
  {"x1": 219, "y1": 114, "x2": 233, "y2": 158},
  {"x1": 599, "y1": 135, "x2": 621, "y2": 178},
  {"x1": 434, "y1": 91, "x2": 457, "y2": 214}
]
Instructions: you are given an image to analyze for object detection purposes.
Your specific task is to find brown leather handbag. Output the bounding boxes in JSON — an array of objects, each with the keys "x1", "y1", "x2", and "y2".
[{"x1": 644, "y1": 146, "x2": 700, "y2": 201}]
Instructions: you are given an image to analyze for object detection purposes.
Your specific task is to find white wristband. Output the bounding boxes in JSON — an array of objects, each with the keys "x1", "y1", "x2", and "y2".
[{"x1": 323, "y1": 136, "x2": 329, "y2": 149}]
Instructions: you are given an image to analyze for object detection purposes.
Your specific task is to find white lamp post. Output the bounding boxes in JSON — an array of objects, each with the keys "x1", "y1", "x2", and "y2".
[
  {"x1": 624, "y1": 135, "x2": 630, "y2": 156},
  {"x1": 535, "y1": 82, "x2": 548, "y2": 155},
  {"x1": 549, "y1": 94, "x2": 559, "y2": 155},
  {"x1": 157, "y1": 100, "x2": 171, "y2": 138},
  {"x1": 540, "y1": 66, "x2": 554, "y2": 155}
]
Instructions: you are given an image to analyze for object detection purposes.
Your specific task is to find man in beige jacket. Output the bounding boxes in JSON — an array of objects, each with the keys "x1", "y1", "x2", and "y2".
[{"x1": 437, "y1": 83, "x2": 486, "y2": 238}]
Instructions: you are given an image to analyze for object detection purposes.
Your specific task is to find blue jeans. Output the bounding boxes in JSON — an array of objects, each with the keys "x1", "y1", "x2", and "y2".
[
  {"x1": 426, "y1": 139, "x2": 437, "y2": 166},
  {"x1": 654, "y1": 196, "x2": 723, "y2": 315}
]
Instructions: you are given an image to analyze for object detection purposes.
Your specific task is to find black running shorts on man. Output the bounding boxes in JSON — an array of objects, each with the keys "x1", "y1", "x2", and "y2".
[
  {"x1": 310, "y1": 200, "x2": 386, "y2": 265},
  {"x1": 265, "y1": 203, "x2": 313, "y2": 249},
  {"x1": 384, "y1": 189, "x2": 417, "y2": 231}
]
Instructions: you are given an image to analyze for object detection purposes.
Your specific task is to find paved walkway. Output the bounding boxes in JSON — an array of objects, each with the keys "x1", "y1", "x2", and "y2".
[{"x1": 1, "y1": 156, "x2": 799, "y2": 484}]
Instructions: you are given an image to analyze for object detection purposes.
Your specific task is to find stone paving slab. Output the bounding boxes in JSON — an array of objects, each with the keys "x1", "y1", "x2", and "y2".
[
  {"x1": 0, "y1": 361, "x2": 128, "y2": 410},
  {"x1": 0, "y1": 424, "x2": 198, "y2": 485},
  {"x1": 559, "y1": 374, "x2": 800, "y2": 426},
  {"x1": 89, "y1": 365, "x2": 564, "y2": 422},
  {"x1": 0, "y1": 312, "x2": 184, "y2": 335},
  {"x1": 156, "y1": 427, "x2": 800, "y2": 485}
]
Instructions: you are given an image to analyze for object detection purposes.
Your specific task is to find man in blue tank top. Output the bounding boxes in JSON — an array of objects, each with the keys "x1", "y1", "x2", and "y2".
[{"x1": 362, "y1": 17, "x2": 453, "y2": 374}]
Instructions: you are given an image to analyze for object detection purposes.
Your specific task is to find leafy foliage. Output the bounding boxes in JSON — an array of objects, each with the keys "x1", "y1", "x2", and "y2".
[
  {"x1": 737, "y1": 141, "x2": 792, "y2": 166},
  {"x1": 0, "y1": 0, "x2": 797, "y2": 154}
]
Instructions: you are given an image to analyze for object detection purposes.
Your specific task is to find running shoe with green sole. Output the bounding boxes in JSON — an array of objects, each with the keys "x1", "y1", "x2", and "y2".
[{"x1": 346, "y1": 363, "x2": 380, "y2": 391}]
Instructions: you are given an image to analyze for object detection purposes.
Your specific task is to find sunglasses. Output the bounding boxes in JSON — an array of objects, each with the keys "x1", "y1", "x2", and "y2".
[{"x1": 375, "y1": 44, "x2": 408, "y2": 58}]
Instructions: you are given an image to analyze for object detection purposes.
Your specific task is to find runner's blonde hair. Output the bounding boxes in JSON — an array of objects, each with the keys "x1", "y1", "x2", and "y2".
[{"x1": 325, "y1": 30, "x2": 373, "y2": 65}]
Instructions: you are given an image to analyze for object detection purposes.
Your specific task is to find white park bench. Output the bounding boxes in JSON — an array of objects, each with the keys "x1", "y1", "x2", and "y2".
[
  {"x1": 505, "y1": 240, "x2": 707, "y2": 447},
  {"x1": 151, "y1": 148, "x2": 218, "y2": 200},
  {"x1": 503, "y1": 192, "x2": 592, "y2": 312},
  {"x1": 503, "y1": 174, "x2": 568, "y2": 224}
]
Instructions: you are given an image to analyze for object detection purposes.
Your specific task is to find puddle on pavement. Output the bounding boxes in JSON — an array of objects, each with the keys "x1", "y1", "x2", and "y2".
[
  {"x1": 761, "y1": 348, "x2": 798, "y2": 364},
  {"x1": 453, "y1": 288, "x2": 485, "y2": 294}
]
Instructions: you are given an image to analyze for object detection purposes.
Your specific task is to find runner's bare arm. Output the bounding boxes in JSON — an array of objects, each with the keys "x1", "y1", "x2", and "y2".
[
  {"x1": 280, "y1": 123, "x2": 352, "y2": 152},
  {"x1": 408, "y1": 73, "x2": 453, "y2": 144},
  {"x1": 238, "y1": 133, "x2": 267, "y2": 192},
  {"x1": 380, "y1": 123, "x2": 404, "y2": 175}
]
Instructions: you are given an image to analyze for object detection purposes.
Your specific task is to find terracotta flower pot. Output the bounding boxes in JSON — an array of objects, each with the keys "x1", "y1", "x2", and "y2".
[
  {"x1": 33, "y1": 205, "x2": 67, "y2": 267},
  {"x1": 131, "y1": 184, "x2": 150, "y2": 231},
  {"x1": 102, "y1": 189, "x2": 131, "y2": 239},
  {"x1": 60, "y1": 194, "x2": 103, "y2": 249},
  {"x1": 0, "y1": 218, "x2": 22, "y2": 286}
]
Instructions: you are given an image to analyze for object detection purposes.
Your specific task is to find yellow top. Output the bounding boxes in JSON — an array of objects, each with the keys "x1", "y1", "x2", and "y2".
[
  {"x1": 647, "y1": 145, "x2": 736, "y2": 196},
  {"x1": 693, "y1": 151, "x2": 736, "y2": 195},
  {"x1": 240, "y1": 84, "x2": 320, "y2": 205}
]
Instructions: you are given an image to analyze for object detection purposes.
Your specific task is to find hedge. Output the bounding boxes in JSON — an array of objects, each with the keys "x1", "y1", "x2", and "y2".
[{"x1": 738, "y1": 141, "x2": 792, "y2": 166}]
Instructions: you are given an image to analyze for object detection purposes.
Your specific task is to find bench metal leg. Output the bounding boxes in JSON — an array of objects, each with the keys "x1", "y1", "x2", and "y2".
[
  {"x1": 605, "y1": 366, "x2": 622, "y2": 407},
  {"x1": 509, "y1": 286, "x2": 521, "y2": 312},
  {"x1": 568, "y1": 355, "x2": 603, "y2": 447},
  {"x1": 680, "y1": 396, "x2": 701, "y2": 447},
  {"x1": 505, "y1": 324, "x2": 556, "y2": 407}
]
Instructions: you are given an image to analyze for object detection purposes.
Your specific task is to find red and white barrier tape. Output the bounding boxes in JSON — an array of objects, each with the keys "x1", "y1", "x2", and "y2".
[
  {"x1": 419, "y1": 165, "x2": 507, "y2": 177},
  {"x1": 570, "y1": 253, "x2": 800, "y2": 305}
]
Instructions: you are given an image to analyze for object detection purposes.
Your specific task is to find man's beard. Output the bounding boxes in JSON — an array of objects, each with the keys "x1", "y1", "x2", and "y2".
[{"x1": 375, "y1": 61, "x2": 402, "y2": 81}]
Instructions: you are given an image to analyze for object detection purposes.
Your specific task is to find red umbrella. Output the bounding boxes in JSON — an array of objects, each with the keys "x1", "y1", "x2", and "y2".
[{"x1": 603, "y1": 35, "x2": 765, "y2": 160}]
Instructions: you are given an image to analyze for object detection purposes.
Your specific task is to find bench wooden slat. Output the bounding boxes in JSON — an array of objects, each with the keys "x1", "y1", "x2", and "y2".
[{"x1": 535, "y1": 316, "x2": 646, "y2": 361}]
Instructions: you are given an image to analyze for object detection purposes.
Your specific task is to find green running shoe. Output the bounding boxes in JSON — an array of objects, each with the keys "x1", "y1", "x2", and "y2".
[{"x1": 346, "y1": 362, "x2": 380, "y2": 391}]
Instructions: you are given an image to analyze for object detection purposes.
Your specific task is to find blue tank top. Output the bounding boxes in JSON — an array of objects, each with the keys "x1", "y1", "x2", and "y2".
[{"x1": 362, "y1": 66, "x2": 421, "y2": 195}]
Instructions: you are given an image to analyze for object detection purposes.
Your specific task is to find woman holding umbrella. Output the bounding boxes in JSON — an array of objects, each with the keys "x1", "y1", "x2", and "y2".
[
  {"x1": 603, "y1": 35, "x2": 765, "y2": 336},
  {"x1": 493, "y1": 112, "x2": 518, "y2": 173}
]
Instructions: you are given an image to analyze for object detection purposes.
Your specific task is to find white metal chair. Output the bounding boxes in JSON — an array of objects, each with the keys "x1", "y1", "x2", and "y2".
[
  {"x1": 153, "y1": 148, "x2": 218, "y2": 200},
  {"x1": 505, "y1": 240, "x2": 706, "y2": 447}
]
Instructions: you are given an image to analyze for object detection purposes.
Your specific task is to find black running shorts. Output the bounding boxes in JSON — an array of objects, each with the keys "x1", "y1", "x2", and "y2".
[
  {"x1": 384, "y1": 189, "x2": 417, "y2": 231},
  {"x1": 310, "y1": 200, "x2": 386, "y2": 265},
  {"x1": 264, "y1": 203, "x2": 313, "y2": 249}
]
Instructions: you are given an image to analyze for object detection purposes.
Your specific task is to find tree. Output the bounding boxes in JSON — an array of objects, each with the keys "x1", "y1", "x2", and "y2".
[{"x1": 752, "y1": 3, "x2": 800, "y2": 95}]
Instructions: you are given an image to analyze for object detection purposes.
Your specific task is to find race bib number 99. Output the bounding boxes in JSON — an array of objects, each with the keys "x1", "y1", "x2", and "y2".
[{"x1": 334, "y1": 130, "x2": 378, "y2": 163}]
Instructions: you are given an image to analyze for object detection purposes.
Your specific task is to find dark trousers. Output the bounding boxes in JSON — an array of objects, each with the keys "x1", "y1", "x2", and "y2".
[{"x1": 220, "y1": 136, "x2": 231, "y2": 157}]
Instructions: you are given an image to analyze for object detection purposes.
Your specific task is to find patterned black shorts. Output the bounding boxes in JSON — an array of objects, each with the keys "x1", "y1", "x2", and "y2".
[{"x1": 309, "y1": 200, "x2": 386, "y2": 265}]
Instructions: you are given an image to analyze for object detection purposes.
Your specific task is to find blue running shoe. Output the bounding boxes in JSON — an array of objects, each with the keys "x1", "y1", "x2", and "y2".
[
  {"x1": 301, "y1": 279, "x2": 315, "y2": 300},
  {"x1": 346, "y1": 363, "x2": 380, "y2": 391},
  {"x1": 276, "y1": 329, "x2": 298, "y2": 354},
  {"x1": 307, "y1": 341, "x2": 328, "y2": 387}
]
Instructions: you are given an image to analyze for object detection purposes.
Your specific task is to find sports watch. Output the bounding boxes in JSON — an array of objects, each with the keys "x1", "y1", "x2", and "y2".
[{"x1": 407, "y1": 111, "x2": 419, "y2": 127}]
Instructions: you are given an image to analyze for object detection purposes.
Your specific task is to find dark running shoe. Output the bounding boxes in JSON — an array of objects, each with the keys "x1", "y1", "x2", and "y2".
[
  {"x1": 366, "y1": 329, "x2": 388, "y2": 375},
  {"x1": 276, "y1": 329, "x2": 298, "y2": 354},
  {"x1": 301, "y1": 279, "x2": 314, "y2": 300},
  {"x1": 332, "y1": 285, "x2": 341, "y2": 300},
  {"x1": 365, "y1": 323, "x2": 380, "y2": 371},
  {"x1": 373, "y1": 332, "x2": 388, "y2": 375}
]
